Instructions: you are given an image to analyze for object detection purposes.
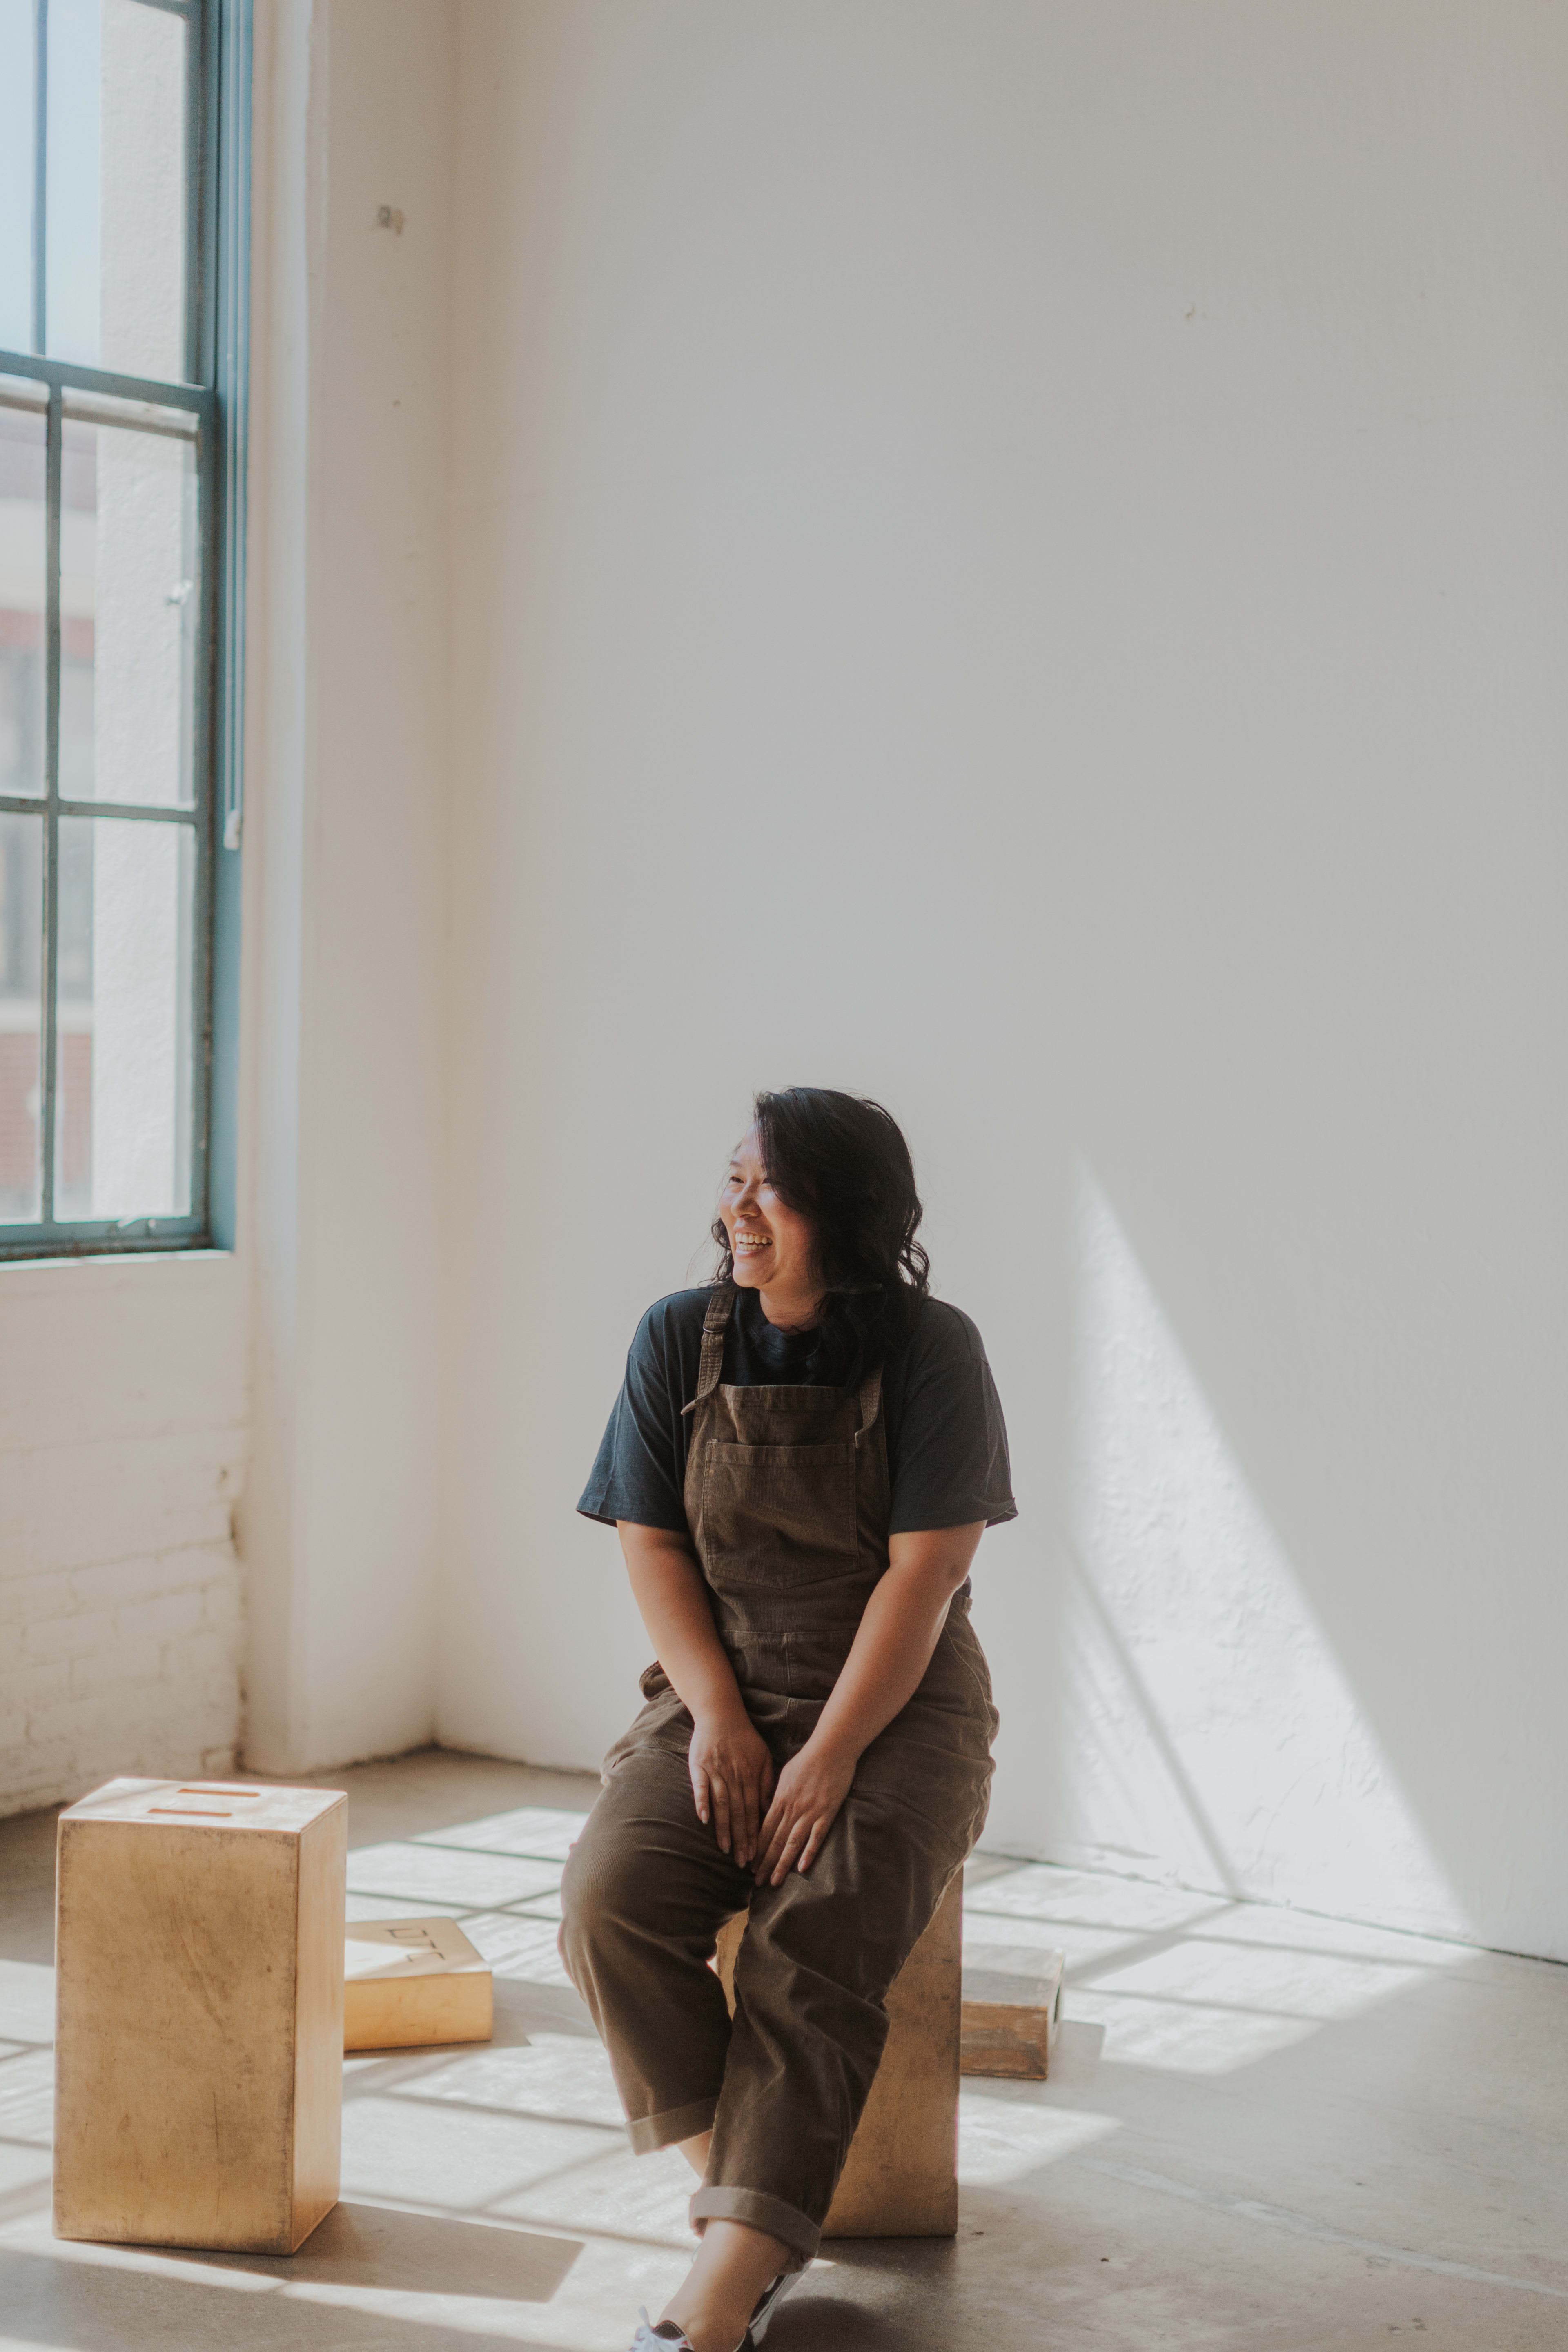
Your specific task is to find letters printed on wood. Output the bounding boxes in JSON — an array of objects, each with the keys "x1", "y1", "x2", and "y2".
[{"x1": 344, "y1": 1915, "x2": 493, "y2": 2050}]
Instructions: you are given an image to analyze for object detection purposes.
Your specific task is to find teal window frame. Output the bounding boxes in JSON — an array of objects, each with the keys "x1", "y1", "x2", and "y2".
[{"x1": 0, "y1": 0, "x2": 249, "y2": 1259}]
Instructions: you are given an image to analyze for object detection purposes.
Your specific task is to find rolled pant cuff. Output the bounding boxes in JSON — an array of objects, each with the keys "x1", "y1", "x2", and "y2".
[
  {"x1": 689, "y1": 2186, "x2": 820, "y2": 2271},
  {"x1": 627, "y1": 2095, "x2": 719, "y2": 2155}
]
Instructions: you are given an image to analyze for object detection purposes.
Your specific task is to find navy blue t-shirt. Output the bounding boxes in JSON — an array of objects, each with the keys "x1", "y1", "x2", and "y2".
[{"x1": 578, "y1": 1286, "x2": 1016, "y2": 1538}]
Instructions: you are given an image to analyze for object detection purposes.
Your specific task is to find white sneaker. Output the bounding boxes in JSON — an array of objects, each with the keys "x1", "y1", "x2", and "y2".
[
  {"x1": 630, "y1": 2314, "x2": 693, "y2": 2350},
  {"x1": 627, "y1": 2271, "x2": 801, "y2": 2352}
]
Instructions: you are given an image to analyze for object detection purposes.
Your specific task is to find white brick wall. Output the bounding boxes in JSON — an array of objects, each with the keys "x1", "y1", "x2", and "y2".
[{"x1": 0, "y1": 1253, "x2": 247, "y2": 1818}]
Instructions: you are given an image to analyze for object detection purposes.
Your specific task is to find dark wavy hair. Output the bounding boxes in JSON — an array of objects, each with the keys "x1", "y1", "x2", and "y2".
[{"x1": 710, "y1": 1088, "x2": 930, "y2": 1382}]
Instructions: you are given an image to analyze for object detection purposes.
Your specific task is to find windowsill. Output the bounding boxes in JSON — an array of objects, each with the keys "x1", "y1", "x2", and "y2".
[{"x1": 0, "y1": 1247, "x2": 236, "y2": 1292}]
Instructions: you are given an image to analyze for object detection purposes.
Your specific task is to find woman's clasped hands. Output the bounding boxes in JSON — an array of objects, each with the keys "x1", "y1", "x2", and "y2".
[{"x1": 688, "y1": 1706, "x2": 855, "y2": 1883}]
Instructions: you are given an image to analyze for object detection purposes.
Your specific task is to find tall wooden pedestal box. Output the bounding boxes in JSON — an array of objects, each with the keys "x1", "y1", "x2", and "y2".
[
  {"x1": 715, "y1": 1870, "x2": 964, "y2": 2238},
  {"x1": 54, "y1": 1777, "x2": 347, "y2": 2254}
]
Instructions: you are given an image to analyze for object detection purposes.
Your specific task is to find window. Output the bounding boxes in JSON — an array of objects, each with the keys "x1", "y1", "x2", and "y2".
[{"x1": 0, "y1": 0, "x2": 247, "y2": 1255}]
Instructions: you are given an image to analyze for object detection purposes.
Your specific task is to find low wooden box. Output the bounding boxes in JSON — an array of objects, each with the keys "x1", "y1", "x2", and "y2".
[
  {"x1": 54, "y1": 1776, "x2": 346, "y2": 2254},
  {"x1": 960, "y1": 1948, "x2": 1065, "y2": 2080},
  {"x1": 715, "y1": 1873, "x2": 963, "y2": 2238},
  {"x1": 344, "y1": 1916, "x2": 493, "y2": 2050}
]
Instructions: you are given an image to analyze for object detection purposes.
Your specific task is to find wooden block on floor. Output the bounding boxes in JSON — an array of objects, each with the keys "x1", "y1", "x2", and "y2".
[
  {"x1": 344, "y1": 1916, "x2": 493, "y2": 2050},
  {"x1": 960, "y1": 1947, "x2": 1065, "y2": 2080},
  {"x1": 713, "y1": 1873, "x2": 963, "y2": 2239},
  {"x1": 54, "y1": 1776, "x2": 347, "y2": 2255}
]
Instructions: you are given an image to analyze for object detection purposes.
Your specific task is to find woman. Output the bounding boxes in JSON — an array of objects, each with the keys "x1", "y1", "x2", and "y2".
[{"x1": 564, "y1": 1088, "x2": 1014, "y2": 2352}]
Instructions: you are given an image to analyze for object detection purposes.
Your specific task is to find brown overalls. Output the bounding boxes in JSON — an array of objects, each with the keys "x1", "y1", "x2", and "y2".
[{"x1": 560, "y1": 1284, "x2": 998, "y2": 2267}]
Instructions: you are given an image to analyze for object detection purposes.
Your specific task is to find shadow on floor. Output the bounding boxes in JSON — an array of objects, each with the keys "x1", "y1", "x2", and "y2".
[
  {"x1": 0, "y1": 2240, "x2": 584, "y2": 2352},
  {"x1": 773, "y1": 2241, "x2": 982, "y2": 2351},
  {"x1": 768, "y1": 2285, "x2": 904, "y2": 2351},
  {"x1": 167, "y1": 2201, "x2": 582, "y2": 2300},
  {"x1": 1038, "y1": 2018, "x2": 1105, "y2": 2078},
  {"x1": 0, "y1": 1806, "x2": 60, "y2": 1969}
]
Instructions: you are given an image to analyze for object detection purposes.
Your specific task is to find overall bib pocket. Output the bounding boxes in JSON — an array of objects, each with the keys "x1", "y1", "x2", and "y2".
[{"x1": 702, "y1": 1441, "x2": 858, "y2": 1586}]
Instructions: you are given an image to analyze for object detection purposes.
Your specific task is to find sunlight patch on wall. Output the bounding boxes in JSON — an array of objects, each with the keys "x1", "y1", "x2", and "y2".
[{"x1": 1068, "y1": 1172, "x2": 1470, "y2": 1942}]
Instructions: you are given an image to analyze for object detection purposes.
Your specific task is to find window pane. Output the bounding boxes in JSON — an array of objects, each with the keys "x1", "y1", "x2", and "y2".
[
  {"x1": 60, "y1": 404, "x2": 200, "y2": 807},
  {"x1": 56, "y1": 814, "x2": 193, "y2": 1221},
  {"x1": 0, "y1": 0, "x2": 34, "y2": 352},
  {"x1": 0, "y1": 384, "x2": 47, "y2": 798},
  {"x1": 0, "y1": 811, "x2": 42, "y2": 1221},
  {"x1": 44, "y1": 0, "x2": 99, "y2": 366},
  {"x1": 47, "y1": 0, "x2": 189, "y2": 381}
]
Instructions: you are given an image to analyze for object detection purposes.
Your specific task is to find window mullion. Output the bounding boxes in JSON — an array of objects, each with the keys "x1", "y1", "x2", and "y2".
[
  {"x1": 51, "y1": 800, "x2": 200, "y2": 826},
  {"x1": 185, "y1": 0, "x2": 207, "y2": 391},
  {"x1": 40, "y1": 382, "x2": 61, "y2": 1224}
]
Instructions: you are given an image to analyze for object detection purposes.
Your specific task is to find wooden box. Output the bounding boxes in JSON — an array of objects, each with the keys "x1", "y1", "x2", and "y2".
[
  {"x1": 54, "y1": 1776, "x2": 347, "y2": 2254},
  {"x1": 344, "y1": 1916, "x2": 492, "y2": 2050},
  {"x1": 960, "y1": 1947, "x2": 1065, "y2": 2080},
  {"x1": 715, "y1": 1873, "x2": 963, "y2": 2238}
]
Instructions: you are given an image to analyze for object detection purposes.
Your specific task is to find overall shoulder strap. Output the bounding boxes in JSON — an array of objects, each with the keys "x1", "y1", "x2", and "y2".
[
  {"x1": 854, "y1": 1363, "x2": 884, "y2": 1449},
  {"x1": 682, "y1": 1283, "x2": 736, "y2": 1417}
]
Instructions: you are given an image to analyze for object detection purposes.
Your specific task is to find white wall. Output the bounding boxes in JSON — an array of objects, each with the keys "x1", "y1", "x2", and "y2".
[
  {"x1": 240, "y1": 0, "x2": 454, "y2": 1774},
  {"x1": 0, "y1": 1253, "x2": 244, "y2": 1812},
  {"x1": 440, "y1": 0, "x2": 1568, "y2": 1960}
]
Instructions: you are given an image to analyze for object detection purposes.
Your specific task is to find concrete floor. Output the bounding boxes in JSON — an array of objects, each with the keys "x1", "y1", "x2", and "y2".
[{"x1": 2, "y1": 1748, "x2": 1566, "y2": 2351}]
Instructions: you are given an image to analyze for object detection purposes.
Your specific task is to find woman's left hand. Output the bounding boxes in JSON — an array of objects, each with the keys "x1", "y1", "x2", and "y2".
[{"x1": 754, "y1": 1737, "x2": 856, "y2": 1885}]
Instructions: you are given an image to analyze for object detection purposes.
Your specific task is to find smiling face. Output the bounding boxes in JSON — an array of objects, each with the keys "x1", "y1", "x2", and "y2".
[{"x1": 717, "y1": 1125, "x2": 821, "y2": 1327}]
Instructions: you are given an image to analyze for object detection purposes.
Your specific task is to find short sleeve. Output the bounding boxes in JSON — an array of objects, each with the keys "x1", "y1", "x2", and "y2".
[
  {"x1": 577, "y1": 1301, "x2": 695, "y2": 1532},
  {"x1": 886, "y1": 1304, "x2": 1016, "y2": 1535}
]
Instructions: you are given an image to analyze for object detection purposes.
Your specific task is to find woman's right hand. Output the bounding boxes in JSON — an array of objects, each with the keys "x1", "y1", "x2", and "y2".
[
  {"x1": 689, "y1": 1706, "x2": 775, "y2": 1871},
  {"x1": 615, "y1": 1523, "x2": 776, "y2": 1867}
]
